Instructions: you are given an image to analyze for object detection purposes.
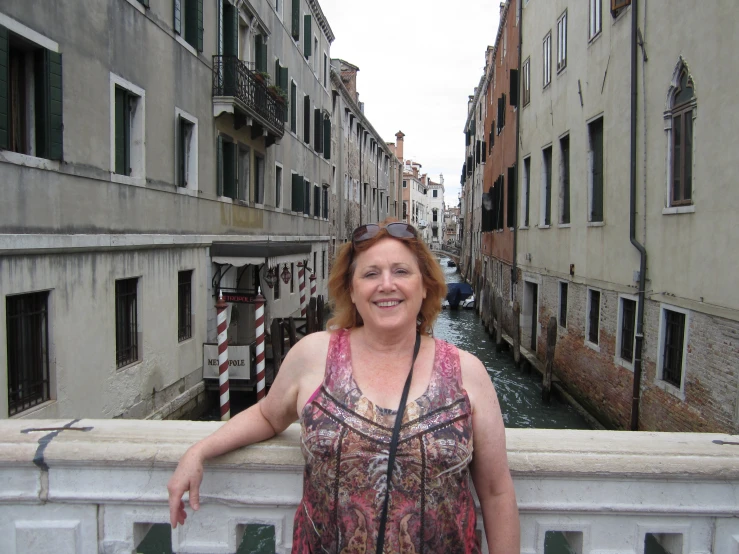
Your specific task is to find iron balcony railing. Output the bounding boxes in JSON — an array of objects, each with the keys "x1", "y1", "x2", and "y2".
[{"x1": 212, "y1": 55, "x2": 285, "y2": 137}]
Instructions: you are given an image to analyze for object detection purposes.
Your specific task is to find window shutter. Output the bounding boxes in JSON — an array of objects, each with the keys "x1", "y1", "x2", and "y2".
[
  {"x1": 47, "y1": 51, "x2": 63, "y2": 160},
  {"x1": 174, "y1": 0, "x2": 182, "y2": 35},
  {"x1": 291, "y1": 0, "x2": 300, "y2": 40},
  {"x1": 490, "y1": 123, "x2": 495, "y2": 146},
  {"x1": 275, "y1": 60, "x2": 281, "y2": 84},
  {"x1": 216, "y1": 135, "x2": 223, "y2": 196},
  {"x1": 261, "y1": 39, "x2": 268, "y2": 74},
  {"x1": 254, "y1": 36, "x2": 264, "y2": 72},
  {"x1": 223, "y1": 2, "x2": 238, "y2": 56},
  {"x1": 303, "y1": 178, "x2": 311, "y2": 215},
  {"x1": 0, "y1": 26, "x2": 8, "y2": 150},
  {"x1": 481, "y1": 141, "x2": 486, "y2": 164},
  {"x1": 475, "y1": 140, "x2": 481, "y2": 165},
  {"x1": 313, "y1": 186, "x2": 320, "y2": 217},
  {"x1": 507, "y1": 165, "x2": 516, "y2": 228},
  {"x1": 323, "y1": 117, "x2": 331, "y2": 160},
  {"x1": 314, "y1": 108, "x2": 322, "y2": 152},
  {"x1": 510, "y1": 69, "x2": 519, "y2": 107},
  {"x1": 222, "y1": 141, "x2": 236, "y2": 198},
  {"x1": 303, "y1": 95, "x2": 310, "y2": 143},
  {"x1": 292, "y1": 173, "x2": 304, "y2": 212},
  {"x1": 279, "y1": 66, "x2": 288, "y2": 91},
  {"x1": 502, "y1": 94, "x2": 506, "y2": 127},
  {"x1": 114, "y1": 87, "x2": 126, "y2": 175},
  {"x1": 196, "y1": 0, "x2": 204, "y2": 52},
  {"x1": 304, "y1": 15, "x2": 312, "y2": 57}
]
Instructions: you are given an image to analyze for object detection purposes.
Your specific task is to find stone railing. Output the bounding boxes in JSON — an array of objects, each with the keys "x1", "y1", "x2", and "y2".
[{"x1": 1, "y1": 419, "x2": 738, "y2": 553}]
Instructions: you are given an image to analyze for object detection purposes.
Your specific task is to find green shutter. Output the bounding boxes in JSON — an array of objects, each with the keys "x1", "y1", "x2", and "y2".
[
  {"x1": 303, "y1": 178, "x2": 310, "y2": 215},
  {"x1": 196, "y1": 0, "x2": 204, "y2": 52},
  {"x1": 223, "y1": 2, "x2": 238, "y2": 56},
  {"x1": 185, "y1": 0, "x2": 200, "y2": 50},
  {"x1": 174, "y1": 0, "x2": 182, "y2": 35},
  {"x1": 279, "y1": 66, "x2": 289, "y2": 122},
  {"x1": 0, "y1": 26, "x2": 8, "y2": 150},
  {"x1": 262, "y1": 39, "x2": 268, "y2": 75},
  {"x1": 254, "y1": 36, "x2": 265, "y2": 73},
  {"x1": 303, "y1": 15, "x2": 312, "y2": 58},
  {"x1": 44, "y1": 50, "x2": 64, "y2": 160},
  {"x1": 216, "y1": 135, "x2": 223, "y2": 196},
  {"x1": 314, "y1": 108, "x2": 321, "y2": 152},
  {"x1": 223, "y1": 140, "x2": 236, "y2": 198},
  {"x1": 292, "y1": 173, "x2": 304, "y2": 212},
  {"x1": 323, "y1": 118, "x2": 331, "y2": 160},
  {"x1": 291, "y1": 0, "x2": 300, "y2": 40}
]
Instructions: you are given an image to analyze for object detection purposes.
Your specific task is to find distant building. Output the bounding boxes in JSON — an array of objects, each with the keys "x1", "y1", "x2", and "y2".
[{"x1": 426, "y1": 176, "x2": 445, "y2": 249}]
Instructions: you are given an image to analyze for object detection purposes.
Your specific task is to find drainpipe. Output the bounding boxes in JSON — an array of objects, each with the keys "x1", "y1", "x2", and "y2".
[
  {"x1": 359, "y1": 128, "x2": 363, "y2": 226},
  {"x1": 511, "y1": 0, "x2": 523, "y2": 294},
  {"x1": 629, "y1": 0, "x2": 647, "y2": 431}
]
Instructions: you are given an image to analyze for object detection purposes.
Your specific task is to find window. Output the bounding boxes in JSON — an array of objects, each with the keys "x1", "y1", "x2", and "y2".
[
  {"x1": 542, "y1": 146, "x2": 552, "y2": 226},
  {"x1": 6, "y1": 291, "x2": 50, "y2": 415},
  {"x1": 313, "y1": 37, "x2": 319, "y2": 73},
  {"x1": 322, "y1": 250, "x2": 326, "y2": 279},
  {"x1": 322, "y1": 185, "x2": 329, "y2": 219},
  {"x1": 303, "y1": 15, "x2": 312, "y2": 58},
  {"x1": 313, "y1": 184, "x2": 320, "y2": 217},
  {"x1": 178, "y1": 271, "x2": 192, "y2": 342},
  {"x1": 303, "y1": 95, "x2": 311, "y2": 143},
  {"x1": 522, "y1": 156, "x2": 530, "y2": 227},
  {"x1": 589, "y1": 0, "x2": 602, "y2": 40},
  {"x1": 275, "y1": 164, "x2": 282, "y2": 208},
  {"x1": 313, "y1": 108, "x2": 323, "y2": 152},
  {"x1": 291, "y1": 0, "x2": 300, "y2": 40},
  {"x1": 558, "y1": 282, "x2": 568, "y2": 328},
  {"x1": 111, "y1": 74, "x2": 145, "y2": 182},
  {"x1": 666, "y1": 64, "x2": 695, "y2": 207},
  {"x1": 560, "y1": 135, "x2": 570, "y2": 224},
  {"x1": 432, "y1": 189, "x2": 438, "y2": 198},
  {"x1": 557, "y1": 11, "x2": 567, "y2": 71},
  {"x1": 507, "y1": 165, "x2": 516, "y2": 228},
  {"x1": 275, "y1": 0, "x2": 282, "y2": 18},
  {"x1": 290, "y1": 263, "x2": 295, "y2": 293},
  {"x1": 115, "y1": 278, "x2": 139, "y2": 368},
  {"x1": 303, "y1": 178, "x2": 311, "y2": 215},
  {"x1": 522, "y1": 57, "x2": 531, "y2": 106},
  {"x1": 403, "y1": 180, "x2": 407, "y2": 188},
  {"x1": 175, "y1": 109, "x2": 198, "y2": 190},
  {"x1": 290, "y1": 81, "x2": 297, "y2": 133},
  {"x1": 173, "y1": 0, "x2": 204, "y2": 52},
  {"x1": 588, "y1": 117, "x2": 604, "y2": 222},
  {"x1": 659, "y1": 307, "x2": 687, "y2": 389},
  {"x1": 1, "y1": 23, "x2": 63, "y2": 160},
  {"x1": 543, "y1": 32, "x2": 552, "y2": 87},
  {"x1": 586, "y1": 289, "x2": 601, "y2": 346},
  {"x1": 254, "y1": 153, "x2": 265, "y2": 204},
  {"x1": 618, "y1": 297, "x2": 637, "y2": 364},
  {"x1": 237, "y1": 145, "x2": 250, "y2": 201}
]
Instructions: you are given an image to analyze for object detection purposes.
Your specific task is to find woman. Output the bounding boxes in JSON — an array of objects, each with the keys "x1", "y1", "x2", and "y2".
[{"x1": 168, "y1": 221, "x2": 520, "y2": 553}]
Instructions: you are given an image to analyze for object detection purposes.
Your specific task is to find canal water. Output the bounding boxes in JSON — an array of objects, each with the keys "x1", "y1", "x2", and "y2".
[{"x1": 139, "y1": 259, "x2": 608, "y2": 553}]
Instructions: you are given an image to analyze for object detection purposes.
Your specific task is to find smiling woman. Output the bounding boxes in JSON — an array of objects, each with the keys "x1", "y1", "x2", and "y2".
[{"x1": 168, "y1": 220, "x2": 519, "y2": 554}]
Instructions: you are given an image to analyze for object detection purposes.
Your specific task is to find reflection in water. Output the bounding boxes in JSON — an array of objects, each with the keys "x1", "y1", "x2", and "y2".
[{"x1": 434, "y1": 259, "x2": 591, "y2": 430}]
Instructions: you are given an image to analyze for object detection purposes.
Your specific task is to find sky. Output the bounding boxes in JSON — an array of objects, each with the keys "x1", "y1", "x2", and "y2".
[{"x1": 317, "y1": 0, "x2": 502, "y2": 208}]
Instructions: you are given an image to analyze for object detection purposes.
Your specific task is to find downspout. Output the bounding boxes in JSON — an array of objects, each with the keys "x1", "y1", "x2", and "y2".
[
  {"x1": 629, "y1": 0, "x2": 647, "y2": 431},
  {"x1": 511, "y1": 0, "x2": 523, "y2": 294},
  {"x1": 359, "y1": 129, "x2": 363, "y2": 226}
]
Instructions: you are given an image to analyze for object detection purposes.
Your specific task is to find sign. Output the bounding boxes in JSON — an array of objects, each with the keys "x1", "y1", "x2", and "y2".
[
  {"x1": 220, "y1": 291, "x2": 258, "y2": 304},
  {"x1": 203, "y1": 344, "x2": 251, "y2": 380}
]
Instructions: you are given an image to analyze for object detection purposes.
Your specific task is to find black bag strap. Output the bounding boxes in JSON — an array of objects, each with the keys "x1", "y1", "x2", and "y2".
[{"x1": 376, "y1": 331, "x2": 422, "y2": 554}]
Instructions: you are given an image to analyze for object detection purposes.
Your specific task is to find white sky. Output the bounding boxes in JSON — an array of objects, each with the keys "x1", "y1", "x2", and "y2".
[{"x1": 318, "y1": 0, "x2": 502, "y2": 208}]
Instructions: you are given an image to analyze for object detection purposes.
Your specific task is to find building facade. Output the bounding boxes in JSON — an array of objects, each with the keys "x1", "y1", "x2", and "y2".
[
  {"x1": 426, "y1": 176, "x2": 445, "y2": 249},
  {"x1": 516, "y1": 0, "x2": 739, "y2": 432},
  {"x1": 0, "y1": 0, "x2": 337, "y2": 420}
]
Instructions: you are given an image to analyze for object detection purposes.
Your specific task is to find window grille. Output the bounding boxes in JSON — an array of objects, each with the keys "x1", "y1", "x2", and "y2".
[
  {"x1": 588, "y1": 290, "x2": 600, "y2": 345},
  {"x1": 6, "y1": 292, "x2": 50, "y2": 415},
  {"x1": 559, "y1": 283, "x2": 568, "y2": 328},
  {"x1": 620, "y1": 299, "x2": 636, "y2": 362},
  {"x1": 663, "y1": 310, "x2": 686, "y2": 387},
  {"x1": 115, "y1": 278, "x2": 138, "y2": 368},
  {"x1": 178, "y1": 271, "x2": 192, "y2": 342}
]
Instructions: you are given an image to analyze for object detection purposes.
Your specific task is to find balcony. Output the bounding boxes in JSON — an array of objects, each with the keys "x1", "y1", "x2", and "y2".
[
  {"x1": 212, "y1": 55, "x2": 285, "y2": 145},
  {"x1": 1, "y1": 419, "x2": 737, "y2": 553}
]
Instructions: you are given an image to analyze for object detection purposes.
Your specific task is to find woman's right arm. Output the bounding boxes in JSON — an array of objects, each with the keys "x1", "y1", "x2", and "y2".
[{"x1": 167, "y1": 331, "x2": 329, "y2": 527}]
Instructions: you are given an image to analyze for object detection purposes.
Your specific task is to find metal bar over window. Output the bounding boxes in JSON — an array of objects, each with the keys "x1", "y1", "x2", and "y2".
[
  {"x1": 6, "y1": 292, "x2": 50, "y2": 415},
  {"x1": 115, "y1": 279, "x2": 138, "y2": 368},
  {"x1": 178, "y1": 271, "x2": 193, "y2": 342},
  {"x1": 663, "y1": 311, "x2": 685, "y2": 387}
]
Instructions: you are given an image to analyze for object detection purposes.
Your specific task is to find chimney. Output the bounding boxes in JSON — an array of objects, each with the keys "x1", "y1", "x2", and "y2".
[
  {"x1": 339, "y1": 60, "x2": 361, "y2": 104},
  {"x1": 395, "y1": 131, "x2": 405, "y2": 161}
]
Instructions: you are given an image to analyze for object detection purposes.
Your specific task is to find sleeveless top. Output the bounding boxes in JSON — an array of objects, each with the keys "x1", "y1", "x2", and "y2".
[{"x1": 292, "y1": 328, "x2": 480, "y2": 554}]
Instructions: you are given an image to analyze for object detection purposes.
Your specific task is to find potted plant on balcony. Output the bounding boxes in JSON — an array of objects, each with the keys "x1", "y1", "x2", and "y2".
[
  {"x1": 267, "y1": 84, "x2": 288, "y2": 105},
  {"x1": 253, "y1": 71, "x2": 270, "y2": 85}
]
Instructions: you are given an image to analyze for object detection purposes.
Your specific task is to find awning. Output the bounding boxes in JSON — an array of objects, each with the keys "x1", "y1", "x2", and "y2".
[{"x1": 211, "y1": 241, "x2": 312, "y2": 268}]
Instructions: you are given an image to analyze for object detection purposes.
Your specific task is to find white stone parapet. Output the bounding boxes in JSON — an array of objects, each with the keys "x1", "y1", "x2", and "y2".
[{"x1": 0, "y1": 419, "x2": 738, "y2": 553}]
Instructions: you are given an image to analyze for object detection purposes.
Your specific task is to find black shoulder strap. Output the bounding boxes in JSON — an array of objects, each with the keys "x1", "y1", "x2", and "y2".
[{"x1": 376, "y1": 332, "x2": 422, "y2": 554}]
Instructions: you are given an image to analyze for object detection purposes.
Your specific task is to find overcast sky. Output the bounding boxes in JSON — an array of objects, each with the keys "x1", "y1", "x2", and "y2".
[{"x1": 318, "y1": 0, "x2": 502, "y2": 207}]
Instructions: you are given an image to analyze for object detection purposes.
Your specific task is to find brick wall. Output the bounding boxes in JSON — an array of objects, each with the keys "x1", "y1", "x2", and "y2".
[{"x1": 519, "y1": 272, "x2": 738, "y2": 433}]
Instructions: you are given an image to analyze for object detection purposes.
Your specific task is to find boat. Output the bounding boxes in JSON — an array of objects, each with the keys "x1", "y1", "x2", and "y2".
[
  {"x1": 460, "y1": 294, "x2": 475, "y2": 309},
  {"x1": 444, "y1": 282, "x2": 473, "y2": 309}
]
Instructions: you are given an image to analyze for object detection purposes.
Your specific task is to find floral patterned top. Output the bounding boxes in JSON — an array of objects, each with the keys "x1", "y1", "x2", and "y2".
[{"x1": 292, "y1": 328, "x2": 480, "y2": 554}]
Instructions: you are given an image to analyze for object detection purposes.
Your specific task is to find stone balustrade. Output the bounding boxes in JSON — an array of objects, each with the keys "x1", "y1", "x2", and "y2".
[{"x1": 1, "y1": 419, "x2": 738, "y2": 553}]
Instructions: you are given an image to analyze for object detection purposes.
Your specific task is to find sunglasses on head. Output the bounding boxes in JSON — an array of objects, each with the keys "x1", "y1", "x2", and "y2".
[{"x1": 352, "y1": 223, "x2": 418, "y2": 246}]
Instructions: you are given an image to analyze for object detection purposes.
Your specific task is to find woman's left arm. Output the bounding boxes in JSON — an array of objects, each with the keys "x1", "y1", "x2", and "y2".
[{"x1": 460, "y1": 350, "x2": 520, "y2": 554}]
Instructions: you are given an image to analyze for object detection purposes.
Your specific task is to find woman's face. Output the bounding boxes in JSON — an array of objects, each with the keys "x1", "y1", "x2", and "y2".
[{"x1": 350, "y1": 237, "x2": 427, "y2": 333}]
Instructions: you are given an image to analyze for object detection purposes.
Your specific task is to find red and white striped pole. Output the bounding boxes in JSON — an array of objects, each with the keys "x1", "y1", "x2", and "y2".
[
  {"x1": 309, "y1": 273, "x2": 317, "y2": 302},
  {"x1": 255, "y1": 288, "x2": 266, "y2": 401},
  {"x1": 216, "y1": 291, "x2": 230, "y2": 421},
  {"x1": 298, "y1": 262, "x2": 306, "y2": 317}
]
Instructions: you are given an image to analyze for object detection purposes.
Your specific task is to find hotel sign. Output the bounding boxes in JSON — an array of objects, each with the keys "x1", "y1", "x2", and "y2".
[{"x1": 203, "y1": 344, "x2": 251, "y2": 380}]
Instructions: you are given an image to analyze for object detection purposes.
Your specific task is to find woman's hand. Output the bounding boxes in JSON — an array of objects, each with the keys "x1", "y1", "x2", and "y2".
[{"x1": 167, "y1": 446, "x2": 205, "y2": 528}]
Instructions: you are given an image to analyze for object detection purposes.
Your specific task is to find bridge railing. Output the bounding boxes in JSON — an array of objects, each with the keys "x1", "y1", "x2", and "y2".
[{"x1": 0, "y1": 419, "x2": 737, "y2": 553}]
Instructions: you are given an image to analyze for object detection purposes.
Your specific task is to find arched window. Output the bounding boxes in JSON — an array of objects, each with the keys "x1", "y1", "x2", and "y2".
[{"x1": 664, "y1": 59, "x2": 696, "y2": 208}]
